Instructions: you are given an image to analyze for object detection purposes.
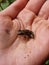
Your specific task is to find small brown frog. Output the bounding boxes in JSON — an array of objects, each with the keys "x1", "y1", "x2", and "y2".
[{"x1": 17, "y1": 30, "x2": 34, "y2": 39}]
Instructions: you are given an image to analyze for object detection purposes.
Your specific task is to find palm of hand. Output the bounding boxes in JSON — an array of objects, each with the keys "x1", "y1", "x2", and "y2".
[
  {"x1": 0, "y1": 14, "x2": 49, "y2": 65},
  {"x1": 0, "y1": 0, "x2": 49, "y2": 65}
]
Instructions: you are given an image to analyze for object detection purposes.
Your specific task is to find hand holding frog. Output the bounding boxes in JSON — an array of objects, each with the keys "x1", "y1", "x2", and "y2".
[{"x1": 0, "y1": 0, "x2": 49, "y2": 65}]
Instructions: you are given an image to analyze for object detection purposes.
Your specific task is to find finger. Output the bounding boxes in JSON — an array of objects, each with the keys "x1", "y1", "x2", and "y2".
[
  {"x1": 39, "y1": 0, "x2": 49, "y2": 19},
  {"x1": 25, "y1": 0, "x2": 45, "y2": 14},
  {"x1": 17, "y1": 0, "x2": 45, "y2": 27},
  {"x1": 17, "y1": 9, "x2": 36, "y2": 28},
  {"x1": 0, "y1": 0, "x2": 28, "y2": 18}
]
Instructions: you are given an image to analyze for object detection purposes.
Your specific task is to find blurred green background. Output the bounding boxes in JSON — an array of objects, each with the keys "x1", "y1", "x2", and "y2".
[
  {"x1": 0, "y1": 0, "x2": 49, "y2": 65},
  {"x1": 0, "y1": 0, "x2": 15, "y2": 11}
]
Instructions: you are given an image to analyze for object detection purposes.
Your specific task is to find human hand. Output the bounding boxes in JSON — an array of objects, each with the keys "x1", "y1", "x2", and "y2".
[{"x1": 0, "y1": 0, "x2": 49, "y2": 65}]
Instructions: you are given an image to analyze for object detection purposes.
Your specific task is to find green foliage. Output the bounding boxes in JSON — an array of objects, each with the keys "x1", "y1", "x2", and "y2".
[
  {"x1": 8, "y1": 0, "x2": 15, "y2": 4},
  {"x1": 45, "y1": 60, "x2": 49, "y2": 65},
  {"x1": 0, "y1": 0, "x2": 15, "y2": 10},
  {"x1": 0, "y1": 0, "x2": 2, "y2": 3}
]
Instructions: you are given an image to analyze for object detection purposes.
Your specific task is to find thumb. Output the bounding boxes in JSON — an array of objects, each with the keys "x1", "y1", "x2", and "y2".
[{"x1": 0, "y1": 15, "x2": 21, "y2": 48}]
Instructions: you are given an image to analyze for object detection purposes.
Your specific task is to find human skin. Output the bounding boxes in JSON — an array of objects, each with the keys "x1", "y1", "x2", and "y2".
[{"x1": 0, "y1": 0, "x2": 49, "y2": 65}]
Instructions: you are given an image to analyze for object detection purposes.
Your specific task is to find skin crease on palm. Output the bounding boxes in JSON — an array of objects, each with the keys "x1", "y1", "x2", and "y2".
[{"x1": 0, "y1": 0, "x2": 49, "y2": 65}]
